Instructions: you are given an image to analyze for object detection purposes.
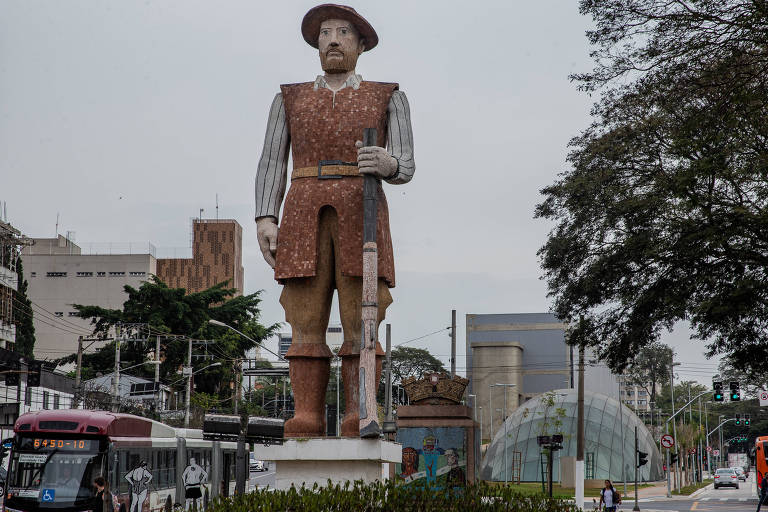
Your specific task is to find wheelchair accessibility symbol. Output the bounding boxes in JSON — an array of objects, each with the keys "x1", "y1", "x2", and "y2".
[{"x1": 42, "y1": 489, "x2": 55, "y2": 502}]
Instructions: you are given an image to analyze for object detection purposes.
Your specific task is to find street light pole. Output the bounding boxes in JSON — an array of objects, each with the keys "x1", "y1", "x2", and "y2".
[{"x1": 184, "y1": 337, "x2": 192, "y2": 428}]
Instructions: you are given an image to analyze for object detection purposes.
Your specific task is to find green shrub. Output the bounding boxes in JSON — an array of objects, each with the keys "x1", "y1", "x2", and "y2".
[{"x1": 208, "y1": 480, "x2": 579, "y2": 511}]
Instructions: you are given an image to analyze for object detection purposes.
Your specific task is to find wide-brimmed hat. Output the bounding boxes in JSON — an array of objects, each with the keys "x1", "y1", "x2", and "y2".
[{"x1": 301, "y1": 4, "x2": 378, "y2": 51}]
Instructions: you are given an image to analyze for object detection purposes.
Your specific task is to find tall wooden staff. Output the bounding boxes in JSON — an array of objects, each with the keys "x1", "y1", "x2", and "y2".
[{"x1": 359, "y1": 127, "x2": 380, "y2": 438}]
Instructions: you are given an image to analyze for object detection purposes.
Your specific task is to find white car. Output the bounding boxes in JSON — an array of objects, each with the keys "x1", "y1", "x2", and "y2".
[
  {"x1": 714, "y1": 468, "x2": 739, "y2": 489},
  {"x1": 250, "y1": 459, "x2": 267, "y2": 472},
  {"x1": 731, "y1": 466, "x2": 747, "y2": 481}
]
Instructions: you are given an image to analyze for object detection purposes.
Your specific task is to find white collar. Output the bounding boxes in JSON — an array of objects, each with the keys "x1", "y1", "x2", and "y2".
[{"x1": 313, "y1": 73, "x2": 363, "y2": 91}]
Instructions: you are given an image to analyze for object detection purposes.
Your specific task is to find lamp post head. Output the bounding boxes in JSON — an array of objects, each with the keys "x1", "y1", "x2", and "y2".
[{"x1": 208, "y1": 319, "x2": 227, "y2": 327}]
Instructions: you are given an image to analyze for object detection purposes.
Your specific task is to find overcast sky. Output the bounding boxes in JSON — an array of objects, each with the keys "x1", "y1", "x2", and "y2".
[{"x1": 0, "y1": 0, "x2": 719, "y2": 384}]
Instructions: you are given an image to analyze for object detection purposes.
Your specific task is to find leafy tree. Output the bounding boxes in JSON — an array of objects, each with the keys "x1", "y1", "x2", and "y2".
[
  {"x1": 623, "y1": 342, "x2": 673, "y2": 407},
  {"x1": 390, "y1": 347, "x2": 446, "y2": 385},
  {"x1": 58, "y1": 277, "x2": 279, "y2": 401},
  {"x1": 12, "y1": 257, "x2": 35, "y2": 357},
  {"x1": 536, "y1": 1, "x2": 768, "y2": 374}
]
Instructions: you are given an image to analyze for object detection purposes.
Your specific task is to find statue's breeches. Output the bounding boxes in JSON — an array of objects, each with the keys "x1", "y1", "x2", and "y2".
[{"x1": 274, "y1": 177, "x2": 395, "y2": 288}]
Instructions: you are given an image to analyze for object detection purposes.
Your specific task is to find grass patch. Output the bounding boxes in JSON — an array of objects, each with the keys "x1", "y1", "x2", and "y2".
[{"x1": 672, "y1": 479, "x2": 713, "y2": 496}]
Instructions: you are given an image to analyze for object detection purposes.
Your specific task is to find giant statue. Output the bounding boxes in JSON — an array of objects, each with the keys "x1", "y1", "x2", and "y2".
[{"x1": 255, "y1": 4, "x2": 415, "y2": 438}]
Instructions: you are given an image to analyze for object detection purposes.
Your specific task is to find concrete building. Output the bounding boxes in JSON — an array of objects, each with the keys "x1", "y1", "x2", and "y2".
[
  {"x1": 275, "y1": 323, "x2": 344, "y2": 363},
  {"x1": 156, "y1": 219, "x2": 244, "y2": 295},
  {"x1": 0, "y1": 348, "x2": 75, "y2": 442},
  {"x1": 22, "y1": 235, "x2": 156, "y2": 360},
  {"x1": 0, "y1": 216, "x2": 27, "y2": 351},
  {"x1": 620, "y1": 379, "x2": 659, "y2": 412},
  {"x1": 466, "y1": 313, "x2": 619, "y2": 442}
]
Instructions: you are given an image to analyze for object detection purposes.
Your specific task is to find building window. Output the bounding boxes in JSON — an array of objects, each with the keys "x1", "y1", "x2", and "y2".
[
  {"x1": 626, "y1": 400, "x2": 634, "y2": 405},
  {"x1": 46, "y1": 272, "x2": 67, "y2": 277},
  {"x1": 76, "y1": 271, "x2": 93, "y2": 277},
  {"x1": 53, "y1": 395, "x2": 60, "y2": 409},
  {"x1": 327, "y1": 327, "x2": 342, "y2": 333},
  {"x1": 25, "y1": 386, "x2": 31, "y2": 405},
  {"x1": 54, "y1": 312, "x2": 63, "y2": 317},
  {"x1": 68, "y1": 312, "x2": 79, "y2": 317},
  {"x1": 30, "y1": 272, "x2": 37, "y2": 277},
  {"x1": 109, "y1": 271, "x2": 126, "y2": 277},
  {"x1": 97, "y1": 272, "x2": 106, "y2": 276},
  {"x1": 129, "y1": 271, "x2": 146, "y2": 277},
  {"x1": 43, "y1": 391, "x2": 50, "y2": 410},
  {"x1": 638, "y1": 390, "x2": 648, "y2": 396},
  {"x1": 638, "y1": 399, "x2": 647, "y2": 405}
]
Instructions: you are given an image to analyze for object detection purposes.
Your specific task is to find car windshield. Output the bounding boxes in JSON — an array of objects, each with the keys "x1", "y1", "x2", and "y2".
[
  {"x1": 8, "y1": 437, "x2": 105, "y2": 508},
  {"x1": 716, "y1": 469, "x2": 734, "y2": 475}
]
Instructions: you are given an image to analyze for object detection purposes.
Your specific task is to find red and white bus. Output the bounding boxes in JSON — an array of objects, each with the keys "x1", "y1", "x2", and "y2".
[
  {"x1": 3, "y1": 410, "x2": 238, "y2": 512},
  {"x1": 756, "y1": 436, "x2": 768, "y2": 497}
]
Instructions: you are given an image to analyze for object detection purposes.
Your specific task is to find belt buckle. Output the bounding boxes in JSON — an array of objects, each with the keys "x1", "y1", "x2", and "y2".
[{"x1": 318, "y1": 160, "x2": 355, "y2": 179}]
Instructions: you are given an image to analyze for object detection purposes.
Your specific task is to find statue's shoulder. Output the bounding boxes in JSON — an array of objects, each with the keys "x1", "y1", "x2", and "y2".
[{"x1": 363, "y1": 81, "x2": 400, "y2": 91}]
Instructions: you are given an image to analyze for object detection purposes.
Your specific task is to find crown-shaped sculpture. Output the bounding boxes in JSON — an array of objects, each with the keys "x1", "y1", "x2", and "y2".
[{"x1": 402, "y1": 372, "x2": 469, "y2": 405}]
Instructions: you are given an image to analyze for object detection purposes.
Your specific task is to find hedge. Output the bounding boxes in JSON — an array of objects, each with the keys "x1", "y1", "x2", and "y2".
[{"x1": 208, "y1": 480, "x2": 579, "y2": 511}]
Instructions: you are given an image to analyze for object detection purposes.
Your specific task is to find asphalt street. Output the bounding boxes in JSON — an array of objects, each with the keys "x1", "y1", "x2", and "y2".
[
  {"x1": 624, "y1": 472, "x2": 760, "y2": 512},
  {"x1": 249, "y1": 465, "x2": 276, "y2": 490}
]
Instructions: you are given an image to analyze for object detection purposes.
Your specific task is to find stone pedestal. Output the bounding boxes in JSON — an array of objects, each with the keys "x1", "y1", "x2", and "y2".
[{"x1": 257, "y1": 438, "x2": 402, "y2": 490}]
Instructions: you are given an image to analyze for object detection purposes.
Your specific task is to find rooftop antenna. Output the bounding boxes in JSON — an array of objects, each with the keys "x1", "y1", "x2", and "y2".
[
  {"x1": 199, "y1": 208, "x2": 204, "y2": 220},
  {"x1": 55, "y1": 212, "x2": 60, "y2": 237},
  {"x1": 215, "y1": 194, "x2": 219, "y2": 220}
]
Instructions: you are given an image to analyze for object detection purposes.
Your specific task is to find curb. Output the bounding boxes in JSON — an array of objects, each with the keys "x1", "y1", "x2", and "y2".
[{"x1": 689, "y1": 483, "x2": 714, "y2": 499}]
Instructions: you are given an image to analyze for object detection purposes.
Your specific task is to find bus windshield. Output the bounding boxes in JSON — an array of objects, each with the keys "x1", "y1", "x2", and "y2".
[{"x1": 7, "y1": 436, "x2": 105, "y2": 509}]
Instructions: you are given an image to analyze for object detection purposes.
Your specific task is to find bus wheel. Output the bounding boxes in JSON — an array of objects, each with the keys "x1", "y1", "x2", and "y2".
[{"x1": 165, "y1": 495, "x2": 173, "y2": 512}]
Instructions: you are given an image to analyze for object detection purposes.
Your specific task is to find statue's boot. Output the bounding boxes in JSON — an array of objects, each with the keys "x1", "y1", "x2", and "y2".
[
  {"x1": 340, "y1": 343, "x2": 385, "y2": 437},
  {"x1": 284, "y1": 344, "x2": 331, "y2": 437}
]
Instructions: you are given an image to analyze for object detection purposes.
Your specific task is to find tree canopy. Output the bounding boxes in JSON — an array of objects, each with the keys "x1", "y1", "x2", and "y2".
[
  {"x1": 390, "y1": 346, "x2": 446, "y2": 396},
  {"x1": 13, "y1": 257, "x2": 35, "y2": 357},
  {"x1": 59, "y1": 276, "x2": 279, "y2": 398},
  {"x1": 536, "y1": 1, "x2": 768, "y2": 373},
  {"x1": 623, "y1": 342, "x2": 673, "y2": 407}
]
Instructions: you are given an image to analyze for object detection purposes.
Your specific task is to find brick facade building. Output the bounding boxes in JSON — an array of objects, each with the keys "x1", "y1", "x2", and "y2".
[{"x1": 156, "y1": 219, "x2": 244, "y2": 295}]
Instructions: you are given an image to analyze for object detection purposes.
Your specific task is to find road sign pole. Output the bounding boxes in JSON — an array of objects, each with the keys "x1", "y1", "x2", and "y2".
[{"x1": 665, "y1": 425, "x2": 671, "y2": 498}]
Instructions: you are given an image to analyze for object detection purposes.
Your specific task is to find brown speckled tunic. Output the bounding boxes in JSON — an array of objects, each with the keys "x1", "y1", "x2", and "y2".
[{"x1": 274, "y1": 81, "x2": 398, "y2": 287}]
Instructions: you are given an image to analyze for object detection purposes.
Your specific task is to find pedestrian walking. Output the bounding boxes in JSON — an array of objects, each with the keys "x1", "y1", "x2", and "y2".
[
  {"x1": 599, "y1": 479, "x2": 621, "y2": 511},
  {"x1": 757, "y1": 472, "x2": 768, "y2": 512}
]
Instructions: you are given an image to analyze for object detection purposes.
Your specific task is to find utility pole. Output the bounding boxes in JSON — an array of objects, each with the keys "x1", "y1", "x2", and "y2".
[
  {"x1": 154, "y1": 335, "x2": 161, "y2": 411},
  {"x1": 74, "y1": 336, "x2": 83, "y2": 408},
  {"x1": 184, "y1": 337, "x2": 192, "y2": 428},
  {"x1": 633, "y1": 426, "x2": 640, "y2": 511},
  {"x1": 234, "y1": 359, "x2": 241, "y2": 415},
  {"x1": 619, "y1": 374, "x2": 627, "y2": 497},
  {"x1": 575, "y1": 345, "x2": 585, "y2": 511},
  {"x1": 450, "y1": 309, "x2": 456, "y2": 377},
  {"x1": 112, "y1": 325, "x2": 122, "y2": 412},
  {"x1": 698, "y1": 397, "x2": 703, "y2": 483},
  {"x1": 670, "y1": 363, "x2": 678, "y2": 490},
  {"x1": 704, "y1": 402, "x2": 710, "y2": 475}
]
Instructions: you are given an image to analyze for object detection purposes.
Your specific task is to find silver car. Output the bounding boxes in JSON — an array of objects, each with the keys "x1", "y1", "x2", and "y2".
[
  {"x1": 714, "y1": 468, "x2": 739, "y2": 489},
  {"x1": 731, "y1": 466, "x2": 747, "y2": 481}
]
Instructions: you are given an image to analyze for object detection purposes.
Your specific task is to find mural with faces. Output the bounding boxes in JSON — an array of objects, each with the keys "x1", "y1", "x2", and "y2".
[{"x1": 395, "y1": 427, "x2": 467, "y2": 489}]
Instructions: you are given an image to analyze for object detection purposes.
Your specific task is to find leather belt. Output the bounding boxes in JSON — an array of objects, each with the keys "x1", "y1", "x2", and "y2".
[{"x1": 291, "y1": 160, "x2": 360, "y2": 180}]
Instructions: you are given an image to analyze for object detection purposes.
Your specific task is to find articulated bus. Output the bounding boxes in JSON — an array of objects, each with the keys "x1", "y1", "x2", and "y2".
[
  {"x1": 3, "y1": 410, "x2": 238, "y2": 512},
  {"x1": 755, "y1": 436, "x2": 768, "y2": 496}
]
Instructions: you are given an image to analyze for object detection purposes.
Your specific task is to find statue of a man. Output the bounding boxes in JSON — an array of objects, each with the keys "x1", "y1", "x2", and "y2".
[{"x1": 255, "y1": 4, "x2": 415, "y2": 438}]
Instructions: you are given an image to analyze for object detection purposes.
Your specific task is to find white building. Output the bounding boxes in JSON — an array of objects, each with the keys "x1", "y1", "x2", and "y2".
[
  {"x1": 274, "y1": 323, "x2": 344, "y2": 367},
  {"x1": 22, "y1": 235, "x2": 156, "y2": 360}
]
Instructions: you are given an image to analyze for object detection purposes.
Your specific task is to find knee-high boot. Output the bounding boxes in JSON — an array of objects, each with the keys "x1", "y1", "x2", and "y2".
[
  {"x1": 340, "y1": 344, "x2": 385, "y2": 437},
  {"x1": 284, "y1": 344, "x2": 332, "y2": 438}
]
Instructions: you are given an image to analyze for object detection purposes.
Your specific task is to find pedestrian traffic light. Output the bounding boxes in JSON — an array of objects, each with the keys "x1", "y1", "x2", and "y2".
[
  {"x1": 745, "y1": 414, "x2": 750, "y2": 426},
  {"x1": 730, "y1": 381, "x2": 740, "y2": 401},
  {"x1": 637, "y1": 450, "x2": 648, "y2": 467},
  {"x1": 735, "y1": 413, "x2": 741, "y2": 425},
  {"x1": 713, "y1": 381, "x2": 724, "y2": 402},
  {"x1": 27, "y1": 361, "x2": 42, "y2": 387}
]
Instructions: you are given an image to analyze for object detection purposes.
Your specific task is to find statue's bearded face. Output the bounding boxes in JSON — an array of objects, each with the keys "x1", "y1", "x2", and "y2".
[{"x1": 318, "y1": 19, "x2": 365, "y2": 74}]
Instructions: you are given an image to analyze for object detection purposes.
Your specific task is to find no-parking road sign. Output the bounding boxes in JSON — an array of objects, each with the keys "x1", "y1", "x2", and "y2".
[
  {"x1": 661, "y1": 434, "x2": 675, "y2": 449},
  {"x1": 759, "y1": 390, "x2": 768, "y2": 406}
]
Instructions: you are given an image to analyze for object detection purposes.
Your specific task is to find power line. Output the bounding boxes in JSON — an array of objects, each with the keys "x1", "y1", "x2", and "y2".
[{"x1": 395, "y1": 326, "x2": 451, "y2": 347}]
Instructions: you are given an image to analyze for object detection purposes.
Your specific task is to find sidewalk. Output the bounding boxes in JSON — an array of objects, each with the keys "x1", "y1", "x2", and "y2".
[{"x1": 618, "y1": 481, "x2": 669, "y2": 500}]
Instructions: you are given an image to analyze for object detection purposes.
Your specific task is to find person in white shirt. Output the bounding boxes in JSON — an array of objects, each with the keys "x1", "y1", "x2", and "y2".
[
  {"x1": 182, "y1": 458, "x2": 208, "y2": 511},
  {"x1": 599, "y1": 479, "x2": 620, "y2": 511}
]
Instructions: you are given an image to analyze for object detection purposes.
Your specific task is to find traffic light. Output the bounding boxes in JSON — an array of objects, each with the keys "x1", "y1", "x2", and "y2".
[
  {"x1": 730, "y1": 381, "x2": 741, "y2": 401},
  {"x1": 27, "y1": 361, "x2": 42, "y2": 387},
  {"x1": 713, "y1": 381, "x2": 724, "y2": 402},
  {"x1": 735, "y1": 414, "x2": 741, "y2": 426},
  {"x1": 637, "y1": 450, "x2": 649, "y2": 467},
  {"x1": 745, "y1": 414, "x2": 751, "y2": 426},
  {"x1": 670, "y1": 452, "x2": 679, "y2": 466}
]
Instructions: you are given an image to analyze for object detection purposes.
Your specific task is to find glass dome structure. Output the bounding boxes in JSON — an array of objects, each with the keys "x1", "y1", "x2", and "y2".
[{"x1": 480, "y1": 389, "x2": 663, "y2": 482}]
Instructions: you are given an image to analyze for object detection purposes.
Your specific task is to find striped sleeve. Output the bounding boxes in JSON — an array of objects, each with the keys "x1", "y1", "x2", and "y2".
[
  {"x1": 255, "y1": 93, "x2": 290, "y2": 220},
  {"x1": 385, "y1": 90, "x2": 415, "y2": 185}
]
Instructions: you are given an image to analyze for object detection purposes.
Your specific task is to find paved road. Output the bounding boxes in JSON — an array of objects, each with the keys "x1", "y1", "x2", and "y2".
[
  {"x1": 249, "y1": 465, "x2": 276, "y2": 490},
  {"x1": 627, "y1": 472, "x2": 760, "y2": 512}
]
